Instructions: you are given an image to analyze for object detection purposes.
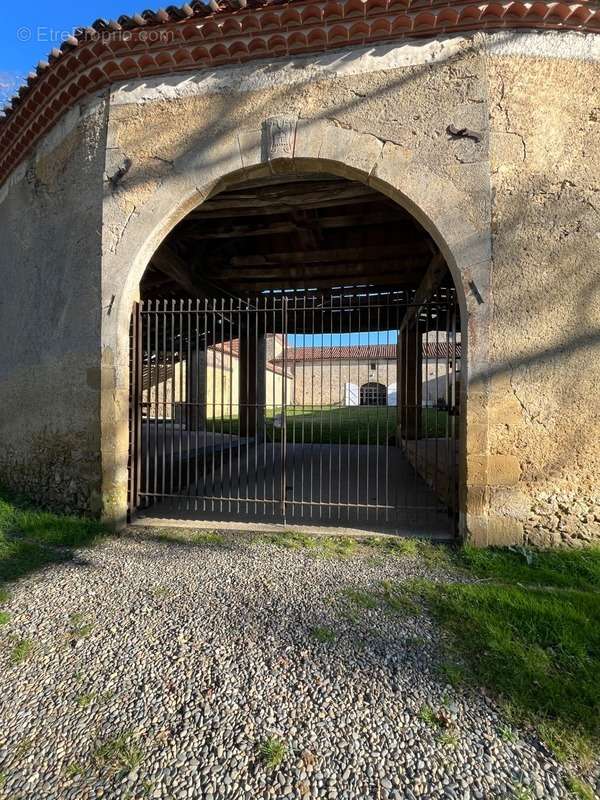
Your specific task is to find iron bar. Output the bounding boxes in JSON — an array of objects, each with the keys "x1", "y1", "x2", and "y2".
[{"x1": 130, "y1": 292, "x2": 459, "y2": 537}]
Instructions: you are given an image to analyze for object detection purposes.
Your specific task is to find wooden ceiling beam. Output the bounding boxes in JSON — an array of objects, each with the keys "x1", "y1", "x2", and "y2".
[
  {"x1": 185, "y1": 192, "x2": 387, "y2": 219},
  {"x1": 176, "y1": 214, "x2": 418, "y2": 241},
  {"x1": 199, "y1": 180, "x2": 375, "y2": 207},
  {"x1": 222, "y1": 245, "x2": 429, "y2": 269},
  {"x1": 399, "y1": 253, "x2": 450, "y2": 332},
  {"x1": 219, "y1": 272, "x2": 419, "y2": 291},
  {"x1": 201, "y1": 258, "x2": 426, "y2": 281},
  {"x1": 150, "y1": 244, "x2": 226, "y2": 298}
]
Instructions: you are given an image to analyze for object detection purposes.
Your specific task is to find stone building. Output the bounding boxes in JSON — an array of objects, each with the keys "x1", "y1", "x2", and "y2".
[
  {"x1": 278, "y1": 341, "x2": 460, "y2": 408},
  {"x1": 142, "y1": 335, "x2": 293, "y2": 420},
  {"x1": 0, "y1": 1, "x2": 599, "y2": 546}
]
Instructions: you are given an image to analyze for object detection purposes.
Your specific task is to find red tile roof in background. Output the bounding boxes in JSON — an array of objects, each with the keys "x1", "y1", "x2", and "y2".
[
  {"x1": 274, "y1": 342, "x2": 462, "y2": 361},
  {"x1": 210, "y1": 339, "x2": 460, "y2": 370},
  {"x1": 1, "y1": 0, "x2": 600, "y2": 187},
  {"x1": 210, "y1": 339, "x2": 293, "y2": 376}
]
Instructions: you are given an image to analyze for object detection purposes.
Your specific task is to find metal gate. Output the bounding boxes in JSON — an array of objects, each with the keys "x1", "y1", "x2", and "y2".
[{"x1": 129, "y1": 290, "x2": 459, "y2": 537}]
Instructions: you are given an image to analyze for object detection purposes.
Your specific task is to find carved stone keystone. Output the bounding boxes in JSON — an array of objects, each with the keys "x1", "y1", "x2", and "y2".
[{"x1": 263, "y1": 116, "x2": 297, "y2": 160}]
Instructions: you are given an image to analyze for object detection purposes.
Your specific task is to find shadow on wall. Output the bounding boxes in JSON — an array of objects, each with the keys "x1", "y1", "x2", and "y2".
[{"x1": 100, "y1": 30, "x2": 600, "y2": 521}]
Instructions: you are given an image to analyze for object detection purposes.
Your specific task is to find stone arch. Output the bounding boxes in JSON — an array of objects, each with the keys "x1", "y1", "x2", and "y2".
[{"x1": 101, "y1": 119, "x2": 491, "y2": 540}]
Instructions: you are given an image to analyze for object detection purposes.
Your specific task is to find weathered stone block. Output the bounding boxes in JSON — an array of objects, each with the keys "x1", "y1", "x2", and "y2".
[
  {"x1": 487, "y1": 455, "x2": 521, "y2": 486},
  {"x1": 486, "y1": 515, "x2": 524, "y2": 546}
]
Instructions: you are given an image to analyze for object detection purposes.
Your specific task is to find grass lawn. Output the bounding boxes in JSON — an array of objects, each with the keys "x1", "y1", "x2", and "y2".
[
  {"x1": 206, "y1": 406, "x2": 451, "y2": 444},
  {"x1": 0, "y1": 489, "x2": 105, "y2": 585},
  {"x1": 414, "y1": 546, "x2": 600, "y2": 782}
]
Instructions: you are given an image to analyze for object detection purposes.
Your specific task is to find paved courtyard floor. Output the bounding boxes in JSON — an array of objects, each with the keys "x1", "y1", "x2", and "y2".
[
  {"x1": 139, "y1": 441, "x2": 453, "y2": 538},
  {"x1": 0, "y1": 532, "x2": 572, "y2": 800}
]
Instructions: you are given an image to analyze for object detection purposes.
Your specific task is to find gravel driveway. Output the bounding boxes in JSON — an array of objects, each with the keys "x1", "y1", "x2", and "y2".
[{"x1": 0, "y1": 531, "x2": 571, "y2": 800}]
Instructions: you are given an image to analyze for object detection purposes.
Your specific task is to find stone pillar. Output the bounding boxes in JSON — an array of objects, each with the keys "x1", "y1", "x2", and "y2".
[
  {"x1": 186, "y1": 347, "x2": 207, "y2": 431},
  {"x1": 238, "y1": 324, "x2": 267, "y2": 439},
  {"x1": 398, "y1": 325, "x2": 422, "y2": 441}
]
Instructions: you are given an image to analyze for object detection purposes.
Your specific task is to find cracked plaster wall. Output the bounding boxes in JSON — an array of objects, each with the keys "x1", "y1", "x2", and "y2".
[
  {"x1": 98, "y1": 32, "x2": 600, "y2": 544},
  {"x1": 487, "y1": 50, "x2": 600, "y2": 546},
  {"x1": 0, "y1": 96, "x2": 108, "y2": 514}
]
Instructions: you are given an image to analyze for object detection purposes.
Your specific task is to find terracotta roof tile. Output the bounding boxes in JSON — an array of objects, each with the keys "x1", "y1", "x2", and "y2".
[
  {"x1": 1, "y1": 0, "x2": 599, "y2": 185},
  {"x1": 274, "y1": 343, "x2": 461, "y2": 361},
  {"x1": 210, "y1": 339, "x2": 293, "y2": 376}
]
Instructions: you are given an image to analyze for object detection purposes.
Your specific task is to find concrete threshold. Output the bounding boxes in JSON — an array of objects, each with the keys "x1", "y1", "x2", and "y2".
[{"x1": 129, "y1": 515, "x2": 455, "y2": 541}]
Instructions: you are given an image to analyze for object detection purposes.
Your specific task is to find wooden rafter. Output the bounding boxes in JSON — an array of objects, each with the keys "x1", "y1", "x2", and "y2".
[{"x1": 142, "y1": 175, "x2": 443, "y2": 299}]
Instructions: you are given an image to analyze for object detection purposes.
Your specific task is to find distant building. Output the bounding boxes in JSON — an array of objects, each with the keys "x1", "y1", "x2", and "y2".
[{"x1": 274, "y1": 342, "x2": 461, "y2": 408}]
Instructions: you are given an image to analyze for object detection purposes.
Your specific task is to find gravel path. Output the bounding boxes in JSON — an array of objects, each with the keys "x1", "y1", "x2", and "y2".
[{"x1": 0, "y1": 531, "x2": 572, "y2": 800}]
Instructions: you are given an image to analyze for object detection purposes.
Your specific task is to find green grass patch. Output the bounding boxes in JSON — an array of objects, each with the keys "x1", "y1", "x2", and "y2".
[
  {"x1": 365, "y1": 536, "x2": 420, "y2": 557},
  {"x1": 76, "y1": 692, "x2": 95, "y2": 709},
  {"x1": 458, "y1": 545, "x2": 600, "y2": 591},
  {"x1": 151, "y1": 585, "x2": 173, "y2": 599},
  {"x1": 565, "y1": 775, "x2": 597, "y2": 800},
  {"x1": 512, "y1": 784, "x2": 534, "y2": 800},
  {"x1": 437, "y1": 660, "x2": 466, "y2": 688},
  {"x1": 439, "y1": 731, "x2": 459, "y2": 748},
  {"x1": 206, "y1": 406, "x2": 449, "y2": 445},
  {"x1": 310, "y1": 625, "x2": 337, "y2": 643},
  {"x1": 344, "y1": 588, "x2": 380, "y2": 610},
  {"x1": 192, "y1": 531, "x2": 225, "y2": 546},
  {"x1": 9, "y1": 637, "x2": 32, "y2": 664},
  {"x1": 365, "y1": 537, "x2": 456, "y2": 569},
  {"x1": 0, "y1": 488, "x2": 105, "y2": 585},
  {"x1": 259, "y1": 531, "x2": 319, "y2": 550},
  {"x1": 259, "y1": 531, "x2": 453, "y2": 565},
  {"x1": 259, "y1": 531, "x2": 360, "y2": 558},
  {"x1": 418, "y1": 704, "x2": 454, "y2": 730},
  {"x1": 152, "y1": 529, "x2": 227, "y2": 548},
  {"x1": 499, "y1": 725, "x2": 517, "y2": 744},
  {"x1": 342, "y1": 581, "x2": 420, "y2": 619},
  {"x1": 258, "y1": 736, "x2": 287, "y2": 770},
  {"x1": 69, "y1": 612, "x2": 94, "y2": 640},
  {"x1": 92, "y1": 731, "x2": 144, "y2": 775},
  {"x1": 413, "y1": 553, "x2": 600, "y2": 769},
  {"x1": 65, "y1": 762, "x2": 85, "y2": 779},
  {"x1": 418, "y1": 705, "x2": 441, "y2": 727},
  {"x1": 0, "y1": 611, "x2": 9, "y2": 625},
  {"x1": 380, "y1": 580, "x2": 420, "y2": 615},
  {"x1": 14, "y1": 737, "x2": 34, "y2": 758}
]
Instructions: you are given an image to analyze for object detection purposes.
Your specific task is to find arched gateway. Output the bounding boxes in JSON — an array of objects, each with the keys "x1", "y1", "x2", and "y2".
[
  {"x1": 1, "y1": 2, "x2": 599, "y2": 547},
  {"x1": 127, "y1": 167, "x2": 463, "y2": 536}
]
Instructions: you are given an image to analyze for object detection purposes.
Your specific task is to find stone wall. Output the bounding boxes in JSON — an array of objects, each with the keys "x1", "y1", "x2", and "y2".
[
  {"x1": 291, "y1": 361, "x2": 398, "y2": 407},
  {"x1": 99, "y1": 33, "x2": 492, "y2": 531},
  {"x1": 0, "y1": 96, "x2": 108, "y2": 514},
  {"x1": 486, "y1": 35, "x2": 600, "y2": 547}
]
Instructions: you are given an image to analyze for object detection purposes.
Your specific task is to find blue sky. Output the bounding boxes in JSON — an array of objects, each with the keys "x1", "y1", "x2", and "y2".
[
  {"x1": 1, "y1": 2, "x2": 146, "y2": 104},
  {"x1": 290, "y1": 331, "x2": 398, "y2": 347}
]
